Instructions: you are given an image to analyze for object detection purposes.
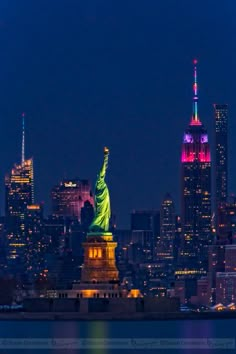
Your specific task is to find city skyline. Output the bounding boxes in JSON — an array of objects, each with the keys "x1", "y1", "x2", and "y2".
[
  {"x1": 0, "y1": 94, "x2": 231, "y2": 227},
  {"x1": 0, "y1": 1, "x2": 234, "y2": 227},
  {"x1": 0, "y1": 81, "x2": 231, "y2": 228},
  {"x1": 1, "y1": 1, "x2": 236, "y2": 346}
]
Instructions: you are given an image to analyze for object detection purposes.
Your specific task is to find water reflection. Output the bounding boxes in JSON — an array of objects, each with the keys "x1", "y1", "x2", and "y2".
[
  {"x1": 87, "y1": 321, "x2": 108, "y2": 354},
  {"x1": 50, "y1": 321, "x2": 108, "y2": 354},
  {"x1": 51, "y1": 321, "x2": 81, "y2": 354},
  {"x1": 0, "y1": 319, "x2": 234, "y2": 354},
  {"x1": 181, "y1": 320, "x2": 213, "y2": 354}
]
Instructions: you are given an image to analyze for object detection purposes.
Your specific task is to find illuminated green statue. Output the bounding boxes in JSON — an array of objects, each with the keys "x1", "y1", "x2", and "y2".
[{"x1": 89, "y1": 147, "x2": 111, "y2": 233}]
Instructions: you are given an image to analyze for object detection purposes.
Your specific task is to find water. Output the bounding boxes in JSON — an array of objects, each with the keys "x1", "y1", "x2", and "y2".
[{"x1": 0, "y1": 319, "x2": 235, "y2": 353}]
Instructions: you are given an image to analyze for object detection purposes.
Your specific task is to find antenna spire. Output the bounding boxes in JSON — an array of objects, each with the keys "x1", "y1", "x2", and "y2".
[
  {"x1": 21, "y1": 112, "x2": 25, "y2": 165},
  {"x1": 191, "y1": 59, "x2": 201, "y2": 125}
]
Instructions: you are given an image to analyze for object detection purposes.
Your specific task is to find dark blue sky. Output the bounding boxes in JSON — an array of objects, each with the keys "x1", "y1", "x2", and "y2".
[{"x1": 0, "y1": 1, "x2": 235, "y2": 227}]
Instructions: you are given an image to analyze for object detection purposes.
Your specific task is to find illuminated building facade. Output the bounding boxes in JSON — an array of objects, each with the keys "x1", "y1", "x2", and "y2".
[
  {"x1": 51, "y1": 179, "x2": 94, "y2": 221},
  {"x1": 25, "y1": 204, "x2": 45, "y2": 280},
  {"x1": 216, "y1": 196, "x2": 236, "y2": 244},
  {"x1": 44, "y1": 216, "x2": 64, "y2": 255},
  {"x1": 207, "y1": 244, "x2": 225, "y2": 305},
  {"x1": 214, "y1": 245, "x2": 236, "y2": 306},
  {"x1": 5, "y1": 158, "x2": 34, "y2": 218},
  {"x1": 158, "y1": 193, "x2": 175, "y2": 261},
  {"x1": 5, "y1": 115, "x2": 34, "y2": 264},
  {"x1": 174, "y1": 215, "x2": 182, "y2": 265},
  {"x1": 216, "y1": 272, "x2": 236, "y2": 305},
  {"x1": 225, "y1": 245, "x2": 236, "y2": 272},
  {"x1": 214, "y1": 104, "x2": 228, "y2": 207},
  {"x1": 180, "y1": 60, "x2": 211, "y2": 272}
]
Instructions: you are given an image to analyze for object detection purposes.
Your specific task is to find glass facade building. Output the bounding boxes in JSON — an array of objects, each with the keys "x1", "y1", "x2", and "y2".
[
  {"x1": 158, "y1": 193, "x2": 175, "y2": 261},
  {"x1": 214, "y1": 104, "x2": 228, "y2": 207},
  {"x1": 51, "y1": 179, "x2": 94, "y2": 222},
  {"x1": 5, "y1": 158, "x2": 34, "y2": 262}
]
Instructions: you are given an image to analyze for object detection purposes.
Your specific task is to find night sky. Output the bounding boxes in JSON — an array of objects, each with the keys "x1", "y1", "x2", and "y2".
[{"x1": 0, "y1": 1, "x2": 235, "y2": 227}]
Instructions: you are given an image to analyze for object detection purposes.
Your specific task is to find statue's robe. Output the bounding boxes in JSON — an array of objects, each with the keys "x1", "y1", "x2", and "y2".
[{"x1": 89, "y1": 154, "x2": 111, "y2": 232}]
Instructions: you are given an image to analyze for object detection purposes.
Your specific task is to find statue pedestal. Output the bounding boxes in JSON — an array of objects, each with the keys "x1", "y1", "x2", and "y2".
[{"x1": 81, "y1": 232, "x2": 119, "y2": 283}]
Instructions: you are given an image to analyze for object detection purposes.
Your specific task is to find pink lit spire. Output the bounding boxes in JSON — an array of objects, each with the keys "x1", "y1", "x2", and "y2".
[{"x1": 190, "y1": 59, "x2": 201, "y2": 126}]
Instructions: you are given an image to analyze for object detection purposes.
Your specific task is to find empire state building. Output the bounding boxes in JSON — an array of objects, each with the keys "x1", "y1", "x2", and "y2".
[{"x1": 180, "y1": 60, "x2": 211, "y2": 273}]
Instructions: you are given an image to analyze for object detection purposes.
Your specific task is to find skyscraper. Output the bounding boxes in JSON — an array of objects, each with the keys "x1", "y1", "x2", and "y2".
[
  {"x1": 216, "y1": 196, "x2": 236, "y2": 244},
  {"x1": 180, "y1": 60, "x2": 211, "y2": 272},
  {"x1": 51, "y1": 179, "x2": 94, "y2": 221},
  {"x1": 208, "y1": 244, "x2": 225, "y2": 305},
  {"x1": 130, "y1": 210, "x2": 160, "y2": 262},
  {"x1": 5, "y1": 114, "x2": 34, "y2": 264},
  {"x1": 25, "y1": 204, "x2": 45, "y2": 281},
  {"x1": 158, "y1": 193, "x2": 175, "y2": 262},
  {"x1": 5, "y1": 159, "x2": 34, "y2": 217},
  {"x1": 214, "y1": 104, "x2": 228, "y2": 207}
]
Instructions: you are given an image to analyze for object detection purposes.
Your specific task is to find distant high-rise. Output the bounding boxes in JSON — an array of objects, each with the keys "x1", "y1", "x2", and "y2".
[
  {"x1": 208, "y1": 244, "x2": 225, "y2": 305},
  {"x1": 216, "y1": 196, "x2": 236, "y2": 244},
  {"x1": 25, "y1": 204, "x2": 45, "y2": 280},
  {"x1": 158, "y1": 193, "x2": 175, "y2": 261},
  {"x1": 130, "y1": 210, "x2": 160, "y2": 262},
  {"x1": 214, "y1": 104, "x2": 228, "y2": 207},
  {"x1": 51, "y1": 179, "x2": 94, "y2": 221},
  {"x1": 5, "y1": 158, "x2": 34, "y2": 218},
  {"x1": 216, "y1": 272, "x2": 236, "y2": 306},
  {"x1": 225, "y1": 245, "x2": 236, "y2": 272},
  {"x1": 5, "y1": 114, "x2": 34, "y2": 263},
  {"x1": 180, "y1": 60, "x2": 211, "y2": 272}
]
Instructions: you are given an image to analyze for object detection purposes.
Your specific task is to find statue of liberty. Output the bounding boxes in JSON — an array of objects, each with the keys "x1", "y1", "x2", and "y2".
[{"x1": 89, "y1": 147, "x2": 111, "y2": 233}]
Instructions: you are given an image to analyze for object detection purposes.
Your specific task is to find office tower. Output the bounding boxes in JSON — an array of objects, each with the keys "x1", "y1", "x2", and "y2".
[
  {"x1": 44, "y1": 216, "x2": 65, "y2": 255},
  {"x1": 131, "y1": 210, "x2": 160, "y2": 238},
  {"x1": 130, "y1": 210, "x2": 160, "y2": 294},
  {"x1": 130, "y1": 210, "x2": 160, "y2": 262},
  {"x1": 214, "y1": 104, "x2": 228, "y2": 207},
  {"x1": 207, "y1": 244, "x2": 225, "y2": 305},
  {"x1": 51, "y1": 179, "x2": 94, "y2": 221},
  {"x1": 216, "y1": 272, "x2": 236, "y2": 305},
  {"x1": 180, "y1": 60, "x2": 211, "y2": 272},
  {"x1": 174, "y1": 215, "x2": 182, "y2": 265},
  {"x1": 225, "y1": 245, "x2": 236, "y2": 272},
  {"x1": 25, "y1": 204, "x2": 45, "y2": 281},
  {"x1": 215, "y1": 245, "x2": 236, "y2": 306},
  {"x1": 158, "y1": 193, "x2": 175, "y2": 261},
  {"x1": 5, "y1": 158, "x2": 34, "y2": 217},
  {"x1": 114, "y1": 229, "x2": 132, "y2": 272},
  {"x1": 5, "y1": 114, "x2": 34, "y2": 264},
  {"x1": 195, "y1": 277, "x2": 209, "y2": 306},
  {"x1": 217, "y1": 196, "x2": 236, "y2": 244}
]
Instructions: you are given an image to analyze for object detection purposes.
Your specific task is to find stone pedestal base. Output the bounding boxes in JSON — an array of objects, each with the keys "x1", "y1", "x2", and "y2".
[{"x1": 81, "y1": 232, "x2": 119, "y2": 283}]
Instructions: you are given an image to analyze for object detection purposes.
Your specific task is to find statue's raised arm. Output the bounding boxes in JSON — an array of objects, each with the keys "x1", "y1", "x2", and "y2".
[{"x1": 89, "y1": 147, "x2": 111, "y2": 233}]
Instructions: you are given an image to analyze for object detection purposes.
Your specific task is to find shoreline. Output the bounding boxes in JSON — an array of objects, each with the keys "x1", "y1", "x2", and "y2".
[{"x1": 0, "y1": 311, "x2": 236, "y2": 321}]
